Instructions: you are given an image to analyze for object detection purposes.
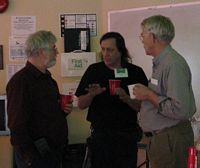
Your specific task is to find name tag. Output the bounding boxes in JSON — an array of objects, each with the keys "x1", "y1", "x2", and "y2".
[
  {"x1": 150, "y1": 78, "x2": 158, "y2": 85},
  {"x1": 114, "y1": 68, "x2": 128, "y2": 78}
]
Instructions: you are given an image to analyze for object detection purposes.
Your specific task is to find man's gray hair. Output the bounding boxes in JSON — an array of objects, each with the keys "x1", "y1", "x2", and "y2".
[
  {"x1": 141, "y1": 15, "x2": 175, "y2": 44},
  {"x1": 25, "y1": 30, "x2": 57, "y2": 57}
]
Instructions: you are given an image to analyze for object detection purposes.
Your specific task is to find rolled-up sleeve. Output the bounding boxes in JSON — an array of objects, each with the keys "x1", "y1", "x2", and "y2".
[{"x1": 158, "y1": 61, "x2": 196, "y2": 120}]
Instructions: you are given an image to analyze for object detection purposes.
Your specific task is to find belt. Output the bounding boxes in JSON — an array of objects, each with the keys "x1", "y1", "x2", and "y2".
[
  {"x1": 144, "y1": 120, "x2": 190, "y2": 138},
  {"x1": 144, "y1": 132, "x2": 153, "y2": 137},
  {"x1": 144, "y1": 131, "x2": 159, "y2": 137}
]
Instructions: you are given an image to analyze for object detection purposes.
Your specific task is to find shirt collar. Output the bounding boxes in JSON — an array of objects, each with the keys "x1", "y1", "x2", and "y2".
[
  {"x1": 26, "y1": 61, "x2": 51, "y2": 78},
  {"x1": 152, "y1": 45, "x2": 172, "y2": 67}
]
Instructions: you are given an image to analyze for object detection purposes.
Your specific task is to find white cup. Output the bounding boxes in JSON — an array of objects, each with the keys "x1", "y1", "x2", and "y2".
[{"x1": 128, "y1": 84, "x2": 136, "y2": 99}]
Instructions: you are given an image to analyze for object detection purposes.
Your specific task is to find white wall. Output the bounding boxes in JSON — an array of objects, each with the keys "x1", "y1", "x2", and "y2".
[{"x1": 108, "y1": 1, "x2": 200, "y2": 119}]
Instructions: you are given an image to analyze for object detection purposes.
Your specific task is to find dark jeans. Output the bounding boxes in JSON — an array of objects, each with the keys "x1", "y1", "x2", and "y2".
[
  {"x1": 90, "y1": 130, "x2": 138, "y2": 168},
  {"x1": 14, "y1": 148, "x2": 62, "y2": 168}
]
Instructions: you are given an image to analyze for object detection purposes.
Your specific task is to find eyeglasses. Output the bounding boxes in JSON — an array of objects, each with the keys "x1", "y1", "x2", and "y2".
[{"x1": 139, "y1": 32, "x2": 156, "y2": 41}]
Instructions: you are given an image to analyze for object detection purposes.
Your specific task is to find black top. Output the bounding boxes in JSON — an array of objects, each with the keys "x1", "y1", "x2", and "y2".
[
  {"x1": 75, "y1": 62, "x2": 148, "y2": 130},
  {"x1": 6, "y1": 61, "x2": 68, "y2": 150}
]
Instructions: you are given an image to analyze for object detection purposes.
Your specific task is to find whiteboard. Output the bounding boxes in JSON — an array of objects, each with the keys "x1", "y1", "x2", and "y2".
[{"x1": 109, "y1": 2, "x2": 200, "y2": 119}]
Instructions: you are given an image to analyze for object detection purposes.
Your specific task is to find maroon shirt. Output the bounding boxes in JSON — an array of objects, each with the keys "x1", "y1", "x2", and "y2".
[{"x1": 6, "y1": 61, "x2": 68, "y2": 152}]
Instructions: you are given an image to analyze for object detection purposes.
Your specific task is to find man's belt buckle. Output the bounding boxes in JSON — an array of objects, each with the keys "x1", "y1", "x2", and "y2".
[
  {"x1": 144, "y1": 132, "x2": 153, "y2": 137},
  {"x1": 144, "y1": 130, "x2": 160, "y2": 137}
]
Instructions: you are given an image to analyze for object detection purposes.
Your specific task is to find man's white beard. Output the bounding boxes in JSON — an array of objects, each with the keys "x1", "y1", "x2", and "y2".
[{"x1": 45, "y1": 59, "x2": 56, "y2": 68}]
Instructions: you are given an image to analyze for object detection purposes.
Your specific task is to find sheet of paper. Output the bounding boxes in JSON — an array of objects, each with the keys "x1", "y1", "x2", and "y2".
[
  {"x1": 9, "y1": 36, "x2": 27, "y2": 61},
  {"x1": 6, "y1": 64, "x2": 25, "y2": 82},
  {"x1": 11, "y1": 16, "x2": 36, "y2": 36},
  {"x1": 60, "y1": 13, "x2": 97, "y2": 37}
]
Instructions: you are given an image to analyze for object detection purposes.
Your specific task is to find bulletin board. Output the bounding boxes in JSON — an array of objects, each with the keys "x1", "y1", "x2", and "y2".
[
  {"x1": 108, "y1": 2, "x2": 200, "y2": 119},
  {"x1": 60, "y1": 13, "x2": 97, "y2": 37}
]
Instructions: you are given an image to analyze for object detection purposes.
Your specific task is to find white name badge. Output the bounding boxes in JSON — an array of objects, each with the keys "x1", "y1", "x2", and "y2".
[
  {"x1": 114, "y1": 68, "x2": 128, "y2": 78},
  {"x1": 150, "y1": 78, "x2": 158, "y2": 85}
]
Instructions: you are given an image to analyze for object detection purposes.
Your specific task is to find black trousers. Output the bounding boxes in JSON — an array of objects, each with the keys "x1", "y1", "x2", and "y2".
[
  {"x1": 14, "y1": 148, "x2": 62, "y2": 168},
  {"x1": 89, "y1": 130, "x2": 138, "y2": 168}
]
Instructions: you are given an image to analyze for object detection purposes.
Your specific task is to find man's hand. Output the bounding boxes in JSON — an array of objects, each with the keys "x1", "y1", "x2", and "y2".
[
  {"x1": 133, "y1": 84, "x2": 151, "y2": 101},
  {"x1": 133, "y1": 84, "x2": 159, "y2": 107},
  {"x1": 115, "y1": 87, "x2": 142, "y2": 111},
  {"x1": 63, "y1": 100, "x2": 73, "y2": 115},
  {"x1": 85, "y1": 84, "x2": 106, "y2": 97},
  {"x1": 115, "y1": 87, "x2": 130, "y2": 103}
]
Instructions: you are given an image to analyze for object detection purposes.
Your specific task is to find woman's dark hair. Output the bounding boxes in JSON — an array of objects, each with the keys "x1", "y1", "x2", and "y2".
[{"x1": 100, "y1": 32, "x2": 131, "y2": 65}]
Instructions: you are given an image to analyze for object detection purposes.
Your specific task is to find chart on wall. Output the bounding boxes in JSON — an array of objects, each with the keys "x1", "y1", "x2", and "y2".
[
  {"x1": 109, "y1": 2, "x2": 200, "y2": 119},
  {"x1": 60, "y1": 13, "x2": 97, "y2": 37}
]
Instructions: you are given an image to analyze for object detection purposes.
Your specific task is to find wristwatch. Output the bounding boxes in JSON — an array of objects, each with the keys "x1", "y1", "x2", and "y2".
[{"x1": 0, "y1": 0, "x2": 9, "y2": 13}]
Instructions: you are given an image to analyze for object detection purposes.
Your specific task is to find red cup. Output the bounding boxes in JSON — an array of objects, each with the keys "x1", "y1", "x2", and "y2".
[
  {"x1": 187, "y1": 146, "x2": 196, "y2": 168},
  {"x1": 109, "y1": 79, "x2": 121, "y2": 95},
  {"x1": 60, "y1": 94, "x2": 72, "y2": 110},
  {"x1": 188, "y1": 146, "x2": 196, "y2": 156}
]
